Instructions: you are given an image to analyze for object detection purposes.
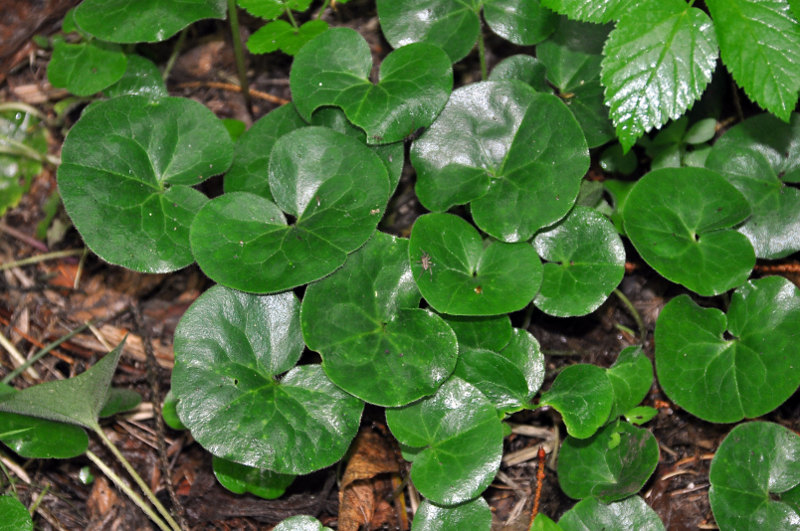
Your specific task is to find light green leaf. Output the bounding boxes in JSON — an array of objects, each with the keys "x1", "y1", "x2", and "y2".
[
  {"x1": 0, "y1": 496, "x2": 32, "y2": 531},
  {"x1": 47, "y1": 40, "x2": 127, "y2": 96},
  {"x1": 540, "y1": 0, "x2": 637, "y2": 23},
  {"x1": 212, "y1": 456, "x2": 295, "y2": 499},
  {"x1": 411, "y1": 497, "x2": 492, "y2": 530},
  {"x1": 247, "y1": 19, "x2": 328, "y2": 55}
]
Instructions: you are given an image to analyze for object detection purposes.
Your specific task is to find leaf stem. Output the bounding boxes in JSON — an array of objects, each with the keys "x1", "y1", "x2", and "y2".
[
  {"x1": 0, "y1": 248, "x2": 85, "y2": 272},
  {"x1": 85, "y1": 449, "x2": 173, "y2": 531},
  {"x1": 161, "y1": 27, "x2": 188, "y2": 83},
  {"x1": 284, "y1": 7, "x2": 299, "y2": 29},
  {"x1": 227, "y1": 0, "x2": 253, "y2": 115},
  {"x1": 92, "y1": 425, "x2": 182, "y2": 531},
  {"x1": 613, "y1": 288, "x2": 646, "y2": 344},
  {"x1": 0, "y1": 137, "x2": 59, "y2": 165},
  {"x1": 318, "y1": 0, "x2": 330, "y2": 18},
  {"x1": 477, "y1": 22, "x2": 488, "y2": 80}
]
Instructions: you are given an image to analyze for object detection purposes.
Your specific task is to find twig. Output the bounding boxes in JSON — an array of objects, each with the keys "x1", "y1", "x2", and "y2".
[
  {"x1": 0, "y1": 222, "x2": 48, "y2": 252},
  {"x1": 174, "y1": 81, "x2": 289, "y2": 105},
  {"x1": 0, "y1": 249, "x2": 85, "y2": 271},
  {"x1": 529, "y1": 447, "x2": 546, "y2": 525},
  {"x1": 0, "y1": 329, "x2": 40, "y2": 380}
]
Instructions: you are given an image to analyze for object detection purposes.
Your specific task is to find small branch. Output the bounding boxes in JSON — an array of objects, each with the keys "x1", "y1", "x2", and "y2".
[
  {"x1": 613, "y1": 288, "x2": 646, "y2": 344},
  {"x1": 162, "y1": 27, "x2": 188, "y2": 83},
  {"x1": 174, "y1": 81, "x2": 288, "y2": 105},
  {"x1": 477, "y1": 21, "x2": 488, "y2": 80},
  {"x1": 0, "y1": 249, "x2": 85, "y2": 272}
]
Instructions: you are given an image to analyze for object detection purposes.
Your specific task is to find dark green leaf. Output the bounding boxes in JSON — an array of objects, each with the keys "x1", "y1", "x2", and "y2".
[
  {"x1": 301, "y1": 232, "x2": 457, "y2": 407},
  {"x1": 540, "y1": 0, "x2": 637, "y2": 23},
  {"x1": 58, "y1": 96, "x2": 233, "y2": 273},
  {"x1": 104, "y1": 54, "x2": 168, "y2": 100},
  {"x1": 212, "y1": 456, "x2": 295, "y2": 499},
  {"x1": 454, "y1": 347, "x2": 533, "y2": 412},
  {"x1": 247, "y1": 19, "x2": 328, "y2": 55},
  {"x1": 488, "y1": 55, "x2": 551, "y2": 93},
  {"x1": 606, "y1": 346, "x2": 652, "y2": 421},
  {"x1": 439, "y1": 314, "x2": 512, "y2": 352},
  {"x1": 411, "y1": 497, "x2": 492, "y2": 531},
  {"x1": 559, "y1": 496, "x2": 665, "y2": 530},
  {"x1": 539, "y1": 364, "x2": 612, "y2": 439},
  {"x1": 655, "y1": 276, "x2": 800, "y2": 423},
  {"x1": 483, "y1": 0, "x2": 556, "y2": 45},
  {"x1": 0, "y1": 496, "x2": 32, "y2": 531},
  {"x1": 710, "y1": 422, "x2": 800, "y2": 531},
  {"x1": 162, "y1": 390, "x2": 186, "y2": 430},
  {"x1": 47, "y1": 40, "x2": 127, "y2": 96}
]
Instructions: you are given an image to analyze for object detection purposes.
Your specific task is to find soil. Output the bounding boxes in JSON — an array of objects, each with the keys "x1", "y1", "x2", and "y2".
[{"x1": 1, "y1": 2, "x2": 798, "y2": 530}]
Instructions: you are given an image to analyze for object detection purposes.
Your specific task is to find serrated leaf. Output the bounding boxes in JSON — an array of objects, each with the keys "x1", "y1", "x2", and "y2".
[
  {"x1": 411, "y1": 497, "x2": 492, "y2": 531},
  {"x1": 540, "y1": 0, "x2": 637, "y2": 23},
  {"x1": 172, "y1": 286, "x2": 363, "y2": 474},
  {"x1": 709, "y1": 422, "x2": 800, "y2": 531},
  {"x1": 291, "y1": 28, "x2": 452, "y2": 144},
  {"x1": 558, "y1": 421, "x2": 659, "y2": 502},
  {"x1": 533, "y1": 206, "x2": 625, "y2": 317},
  {"x1": 301, "y1": 232, "x2": 457, "y2": 407},
  {"x1": 655, "y1": 276, "x2": 800, "y2": 423},
  {"x1": 247, "y1": 19, "x2": 328, "y2": 55},
  {"x1": 601, "y1": 0, "x2": 718, "y2": 151},
  {"x1": 409, "y1": 213, "x2": 542, "y2": 315},
  {"x1": 386, "y1": 377, "x2": 504, "y2": 505},
  {"x1": 483, "y1": 0, "x2": 556, "y2": 45},
  {"x1": 706, "y1": 0, "x2": 800, "y2": 121},
  {"x1": 74, "y1": 0, "x2": 227, "y2": 43},
  {"x1": 622, "y1": 167, "x2": 754, "y2": 296},
  {"x1": 539, "y1": 364, "x2": 612, "y2": 439},
  {"x1": 192, "y1": 127, "x2": 390, "y2": 293},
  {"x1": 58, "y1": 95, "x2": 233, "y2": 273},
  {"x1": 47, "y1": 40, "x2": 127, "y2": 96},
  {"x1": 559, "y1": 496, "x2": 665, "y2": 531},
  {"x1": 212, "y1": 456, "x2": 295, "y2": 499}
]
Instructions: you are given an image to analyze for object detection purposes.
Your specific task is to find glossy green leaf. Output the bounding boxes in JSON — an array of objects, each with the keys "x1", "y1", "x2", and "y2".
[
  {"x1": 705, "y1": 113, "x2": 800, "y2": 259},
  {"x1": 606, "y1": 346, "x2": 652, "y2": 421},
  {"x1": 212, "y1": 455, "x2": 295, "y2": 499},
  {"x1": 173, "y1": 286, "x2": 363, "y2": 474},
  {"x1": 559, "y1": 496, "x2": 665, "y2": 531},
  {"x1": 162, "y1": 390, "x2": 186, "y2": 431},
  {"x1": 412, "y1": 82, "x2": 589, "y2": 240},
  {"x1": 483, "y1": 0, "x2": 556, "y2": 45},
  {"x1": 532, "y1": 514, "x2": 564, "y2": 531},
  {"x1": 386, "y1": 377, "x2": 504, "y2": 505},
  {"x1": 104, "y1": 54, "x2": 168, "y2": 100},
  {"x1": 58, "y1": 95, "x2": 233, "y2": 273},
  {"x1": 539, "y1": 364, "x2": 612, "y2": 439},
  {"x1": 74, "y1": 0, "x2": 227, "y2": 43},
  {"x1": 454, "y1": 347, "x2": 532, "y2": 413},
  {"x1": 47, "y1": 40, "x2": 127, "y2": 96},
  {"x1": 290, "y1": 28, "x2": 452, "y2": 144},
  {"x1": 302, "y1": 232, "x2": 457, "y2": 407},
  {"x1": 192, "y1": 127, "x2": 390, "y2": 293},
  {"x1": 558, "y1": 421, "x2": 659, "y2": 502},
  {"x1": 488, "y1": 55, "x2": 550, "y2": 93},
  {"x1": 439, "y1": 314, "x2": 512, "y2": 352},
  {"x1": 409, "y1": 213, "x2": 542, "y2": 315},
  {"x1": 706, "y1": 0, "x2": 800, "y2": 122},
  {"x1": 0, "y1": 340, "x2": 124, "y2": 430},
  {"x1": 273, "y1": 515, "x2": 333, "y2": 531},
  {"x1": 501, "y1": 328, "x2": 546, "y2": 401},
  {"x1": 622, "y1": 167, "x2": 754, "y2": 296},
  {"x1": 540, "y1": 0, "x2": 636, "y2": 23},
  {"x1": 411, "y1": 497, "x2": 492, "y2": 531},
  {"x1": 655, "y1": 276, "x2": 800, "y2": 423},
  {"x1": 99, "y1": 387, "x2": 141, "y2": 417},
  {"x1": 0, "y1": 496, "x2": 32, "y2": 531},
  {"x1": 533, "y1": 206, "x2": 625, "y2": 317},
  {"x1": 247, "y1": 19, "x2": 328, "y2": 55},
  {"x1": 709, "y1": 421, "x2": 800, "y2": 531},
  {"x1": 601, "y1": 0, "x2": 718, "y2": 151},
  {"x1": 537, "y1": 17, "x2": 614, "y2": 147},
  {"x1": 0, "y1": 110, "x2": 47, "y2": 217},
  {"x1": 376, "y1": 0, "x2": 481, "y2": 62},
  {"x1": 625, "y1": 406, "x2": 658, "y2": 426}
]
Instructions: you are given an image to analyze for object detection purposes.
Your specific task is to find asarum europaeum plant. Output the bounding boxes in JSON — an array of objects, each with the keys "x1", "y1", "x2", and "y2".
[{"x1": 2, "y1": 0, "x2": 800, "y2": 529}]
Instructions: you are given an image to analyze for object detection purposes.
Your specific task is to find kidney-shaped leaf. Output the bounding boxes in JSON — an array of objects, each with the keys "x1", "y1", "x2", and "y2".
[
  {"x1": 411, "y1": 497, "x2": 492, "y2": 531},
  {"x1": 58, "y1": 95, "x2": 232, "y2": 273},
  {"x1": 192, "y1": 127, "x2": 390, "y2": 293},
  {"x1": 172, "y1": 286, "x2": 363, "y2": 474},
  {"x1": 440, "y1": 314, "x2": 512, "y2": 352},
  {"x1": 606, "y1": 346, "x2": 653, "y2": 421},
  {"x1": 386, "y1": 377, "x2": 504, "y2": 505},
  {"x1": 488, "y1": 55, "x2": 551, "y2": 93},
  {"x1": 709, "y1": 421, "x2": 800, "y2": 531},
  {"x1": 622, "y1": 167, "x2": 754, "y2": 296},
  {"x1": 212, "y1": 456, "x2": 295, "y2": 500},
  {"x1": 376, "y1": 0, "x2": 481, "y2": 63},
  {"x1": 533, "y1": 206, "x2": 624, "y2": 317},
  {"x1": 558, "y1": 421, "x2": 659, "y2": 502},
  {"x1": 412, "y1": 81, "x2": 588, "y2": 241},
  {"x1": 539, "y1": 364, "x2": 612, "y2": 439},
  {"x1": 302, "y1": 232, "x2": 457, "y2": 407},
  {"x1": 655, "y1": 276, "x2": 800, "y2": 423},
  {"x1": 483, "y1": 0, "x2": 556, "y2": 45},
  {"x1": 705, "y1": 113, "x2": 800, "y2": 259},
  {"x1": 47, "y1": 40, "x2": 127, "y2": 96},
  {"x1": 291, "y1": 28, "x2": 452, "y2": 144},
  {"x1": 75, "y1": 0, "x2": 227, "y2": 43},
  {"x1": 409, "y1": 213, "x2": 542, "y2": 315},
  {"x1": 559, "y1": 495, "x2": 665, "y2": 531},
  {"x1": 454, "y1": 347, "x2": 531, "y2": 413},
  {"x1": 104, "y1": 54, "x2": 168, "y2": 100}
]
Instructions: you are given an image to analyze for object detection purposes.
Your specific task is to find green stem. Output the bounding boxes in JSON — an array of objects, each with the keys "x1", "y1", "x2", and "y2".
[
  {"x1": 92, "y1": 426, "x2": 182, "y2": 531},
  {"x1": 28, "y1": 484, "x2": 49, "y2": 515},
  {"x1": 318, "y1": 0, "x2": 330, "y2": 18},
  {"x1": 284, "y1": 7, "x2": 299, "y2": 29},
  {"x1": 477, "y1": 23, "x2": 488, "y2": 80},
  {"x1": 85, "y1": 450, "x2": 173, "y2": 531},
  {"x1": 162, "y1": 27, "x2": 188, "y2": 82},
  {"x1": 613, "y1": 288, "x2": 646, "y2": 344},
  {"x1": 227, "y1": 0, "x2": 253, "y2": 113},
  {"x1": 0, "y1": 249, "x2": 84, "y2": 272},
  {"x1": 0, "y1": 138, "x2": 59, "y2": 166},
  {"x1": 0, "y1": 102, "x2": 45, "y2": 120}
]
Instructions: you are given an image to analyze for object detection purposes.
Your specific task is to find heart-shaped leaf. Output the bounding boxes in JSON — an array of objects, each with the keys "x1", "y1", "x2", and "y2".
[
  {"x1": 58, "y1": 95, "x2": 233, "y2": 273},
  {"x1": 483, "y1": 0, "x2": 556, "y2": 45},
  {"x1": 536, "y1": 17, "x2": 615, "y2": 147},
  {"x1": 212, "y1": 456, "x2": 295, "y2": 499},
  {"x1": 192, "y1": 126, "x2": 390, "y2": 293},
  {"x1": 440, "y1": 314, "x2": 512, "y2": 352},
  {"x1": 622, "y1": 167, "x2": 754, "y2": 296},
  {"x1": 386, "y1": 377, "x2": 504, "y2": 505},
  {"x1": 409, "y1": 213, "x2": 542, "y2": 316},
  {"x1": 601, "y1": 0, "x2": 718, "y2": 151},
  {"x1": 539, "y1": 364, "x2": 613, "y2": 439},
  {"x1": 411, "y1": 81, "x2": 589, "y2": 241},
  {"x1": 705, "y1": 113, "x2": 800, "y2": 259},
  {"x1": 103, "y1": 54, "x2": 168, "y2": 100},
  {"x1": 559, "y1": 496, "x2": 665, "y2": 531},
  {"x1": 606, "y1": 346, "x2": 653, "y2": 421},
  {"x1": 709, "y1": 421, "x2": 800, "y2": 531},
  {"x1": 74, "y1": 0, "x2": 227, "y2": 43},
  {"x1": 488, "y1": 55, "x2": 551, "y2": 93},
  {"x1": 172, "y1": 286, "x2": 363, "y2": 474},
  {"x1": 533, "y1": 206, "x2": 625, "y2": 317},
  {"x1": 411, "y1": 497, "x2": 492, "y2": 531},
  {"x1": 301, "y1": 232, "x2": 457, "y2": 407},
  {"x1": 247, "y1": 19, "x2": 328, "y2": 55},
  {"x1": 540, "y1": 0, "x2": 637, "y2": 23},
  {"x1": 376, "y1": 0, "x2": 481, "y2": 63},
  {"x1": 47, "y1": 40, "x2": 127, "y2": 96},
  {"x1": 558, "y1": 421, "x2": 659, "y2": 502},
  {"x1": 655, "y1": 276, "x2": 800, "y2": 423},
  {"x1": 290, "y1": 27, "x2": 452, "y2": 144}
]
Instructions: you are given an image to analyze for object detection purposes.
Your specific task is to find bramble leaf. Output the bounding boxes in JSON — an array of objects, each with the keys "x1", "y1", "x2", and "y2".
[
  {"x1": 247, "y1": 19, "x2": 328, "y2": 55},
  {"x1": 540, "y1": 0, "x2": 636, "y2": 23}
]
